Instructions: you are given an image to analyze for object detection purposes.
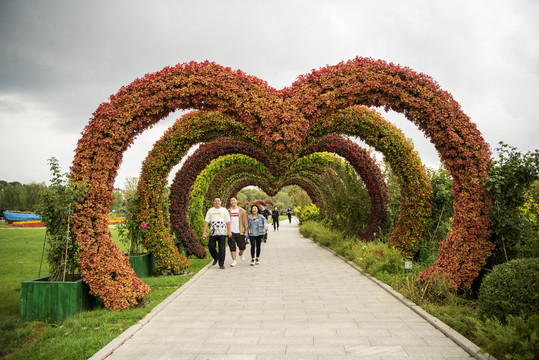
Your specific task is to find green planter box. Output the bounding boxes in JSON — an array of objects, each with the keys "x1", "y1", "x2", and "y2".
[
  {"x1": 20, "y1": 276, "x2": 95, "y2": 323},
  {"x1": 128, "y1": 253, "x2": 155, "y2": 278}
]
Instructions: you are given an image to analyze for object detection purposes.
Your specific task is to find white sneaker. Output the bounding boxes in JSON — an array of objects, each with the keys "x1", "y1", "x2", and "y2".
[
  {"x1": 240, "y1": 255, "x2": 245, "y2": 261},
  {"x1": 251, "y1": 260, "x2": 255, "y2": 266},
  {"x1": 231, "y1": 260, "x2": 237, "y2": 267},
  {"x1": 255, "y1": 260, "x2": 260, "y2": 265}
]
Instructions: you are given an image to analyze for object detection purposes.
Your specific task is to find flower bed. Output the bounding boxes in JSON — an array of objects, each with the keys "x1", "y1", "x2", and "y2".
[{"x1": 9, "y1": 221, "x2": 45, "y2": 227}]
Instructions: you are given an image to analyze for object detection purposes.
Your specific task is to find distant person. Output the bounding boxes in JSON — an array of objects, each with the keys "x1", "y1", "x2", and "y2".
[
  {"x1": 247, "y1": 204, "x2": 268, "y2": 266},
  {"x1": 227, "y1": 197, "x2": 248, "y2": 267},
  {"x1": 259, "y1": 203, "x2": 271, "y2": 243},
  {"x1": 271, "y1": 206, "x2": 280, "y2": 231},
  {"x1": 202, "y1": 197, "x2": 231, "y2": 269},
  {"x1": 287, "y1": 207, "x2": 293, "y2": 223}
]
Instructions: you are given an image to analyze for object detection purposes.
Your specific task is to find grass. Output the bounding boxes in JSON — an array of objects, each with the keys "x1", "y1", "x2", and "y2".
[{"x1": 0, "y1": 223, "x2": 211, "y2": 359}]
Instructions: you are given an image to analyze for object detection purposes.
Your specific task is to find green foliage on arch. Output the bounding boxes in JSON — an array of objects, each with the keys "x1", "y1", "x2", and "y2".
[
  {"x1": 308, "y1": 106, "x2": 433, "y2": 256},
  {"x1": 187, "y1": 152, "x2": 372, "y2": 241},
  {"x1": 188, "y1": 154, "x2": 276, "y2": 241}
]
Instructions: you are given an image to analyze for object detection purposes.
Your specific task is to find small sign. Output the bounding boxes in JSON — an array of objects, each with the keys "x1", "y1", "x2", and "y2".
[{"x1": 404, "y1": 260, "x2": 413, "y2": 271}]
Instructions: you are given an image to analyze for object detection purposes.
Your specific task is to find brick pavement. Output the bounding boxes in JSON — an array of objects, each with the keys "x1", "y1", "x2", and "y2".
[{"x1": 91, "y1": 220, "x2": 484, "y2": 360}]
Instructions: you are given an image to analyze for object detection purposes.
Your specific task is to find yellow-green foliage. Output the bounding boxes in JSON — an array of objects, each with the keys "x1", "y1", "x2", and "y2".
[{"x1": 295, "y1": 204, "x2": 319, "y2": 223}]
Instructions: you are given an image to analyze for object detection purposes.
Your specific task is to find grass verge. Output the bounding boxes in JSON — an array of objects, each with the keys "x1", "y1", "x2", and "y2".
[{"x1": 0, "y1": 224, "x2": 210, "y2": 359}]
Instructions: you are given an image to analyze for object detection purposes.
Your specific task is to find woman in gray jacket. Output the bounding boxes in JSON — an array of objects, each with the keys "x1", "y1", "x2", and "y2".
[{"x1": 248, "y1": 204, "x2": 268, "y2": 266}]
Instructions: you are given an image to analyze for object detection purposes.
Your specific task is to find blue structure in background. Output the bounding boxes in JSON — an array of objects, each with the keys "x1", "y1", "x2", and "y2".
[{"x1": 3, "y1": 211, "x2": 42, "y2": 223}]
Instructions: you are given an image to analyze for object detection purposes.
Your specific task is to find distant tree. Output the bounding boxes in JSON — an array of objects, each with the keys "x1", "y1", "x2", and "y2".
[
  {"x1": 0, "y1": 183, "x2": 24, "y2": 212},
  {"x1": 123, "y1": 177, "x2": 139, "y2": 196},
  {"x1": 110, "y1": 191, "x2": 124, "y2": 214},
  {"x1": 287, "y1": 185, "x2": 311, "y2": 208},
  {"x1": 0, "y1": 181, "x2": 46, "y2": 213},
  {"x1": 272, "y1": 188, "x2": 294, "y2": 211},
  {"x1": 23, "y1": 182, "x2": 47, "y2": 211},
  {"x1": 236, "y1": 187, "x2": 267, "y2": 203}
]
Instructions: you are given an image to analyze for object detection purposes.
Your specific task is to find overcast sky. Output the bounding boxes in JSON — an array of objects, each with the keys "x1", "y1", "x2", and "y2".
[{"x1": 1, "y1": 0, "x2": 537, "y2": 188}]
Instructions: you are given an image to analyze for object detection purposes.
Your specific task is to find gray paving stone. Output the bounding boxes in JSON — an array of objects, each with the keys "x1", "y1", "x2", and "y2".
[
  {"x1": 91, "y1": 222, "x2": 477, "y2": 360},
  {"x1": 402, "y1": 345, "x2": 471, "y2": 358},
  {"x1": 286, "y1": 344, "x2": 346, "y2": 355},
  {"x1": 227, "y1": 344, "x2": 286, "y2": 354},
  {"x1": 194, "y1": 355, "x2": 256, "y2": 360},
  {"x1": 257, "y1": 354, "x2": 318, "y2": 360}
]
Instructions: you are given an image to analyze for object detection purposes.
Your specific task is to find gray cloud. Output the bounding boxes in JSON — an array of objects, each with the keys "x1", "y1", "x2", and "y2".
[{"x1": 0, "y1": 0, "x2": 537, "y2": 187}]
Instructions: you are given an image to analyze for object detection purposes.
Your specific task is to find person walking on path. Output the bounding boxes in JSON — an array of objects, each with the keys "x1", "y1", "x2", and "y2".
[
  {"x1": 202, "y1": 197, "x2": 232, "y2": 269},
  {"x1": 271, "y1": 206, "x2": 280, "y2": 231},
  {"x1": 259, "y1": 203, "x2": 271, "y2": 243},
  {"x1": 227, "y1": 197, "x2": 248, "y2": 267},
  {"x1": 287, "y1": 207, "x2": 293, "y2": 223},
  {"x1": 247, "y1": 204, "x2": 267, "y2": 266}
]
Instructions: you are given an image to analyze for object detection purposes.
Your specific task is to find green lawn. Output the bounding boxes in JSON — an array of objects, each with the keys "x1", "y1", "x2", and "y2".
[{"x1": 0, "y1": 223, "x2": 211, "y2": 359}]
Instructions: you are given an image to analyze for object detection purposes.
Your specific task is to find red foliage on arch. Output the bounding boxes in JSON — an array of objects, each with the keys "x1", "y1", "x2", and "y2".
[
  {"x1": 72, "y1": 58, "x2": 491, "y2": 309},
  {"x1": 169, "y1": 138, "x2": 274, "y2": 257},
  {"x1": 168, "y1": 135, "x2": 388, "y2": 254}
]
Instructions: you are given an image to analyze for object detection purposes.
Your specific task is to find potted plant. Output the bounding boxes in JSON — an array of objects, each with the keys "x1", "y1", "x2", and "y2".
[{"x1": 20, "y1": 158, "x2": 95, "y2": 323}]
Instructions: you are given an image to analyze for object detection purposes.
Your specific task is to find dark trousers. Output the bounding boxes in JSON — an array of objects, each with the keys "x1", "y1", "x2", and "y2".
[
  {"x1": 272, "y1": 217, "x2": 279, "y2": 230},
  {"x1": 209, "y1": 235, "x2": 227, "y2": 266},
  {"x1": 288, "y1": 214, "x2": 292, "y2": 223},
  {"x1": 250, "y1": 235, "x2": 263, "y2": 259}
]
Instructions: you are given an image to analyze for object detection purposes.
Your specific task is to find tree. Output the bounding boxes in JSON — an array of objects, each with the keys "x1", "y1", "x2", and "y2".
[
  {"x1": 0, "y1": 183, "x2": 24, "y2": 212},
  {"x1": 287, "y1": 185, "x2": 311, "y2": 208},
  {"x1": 0, "y1": 181, "x2": 46, "y2": 213},
  {"x1": 486, "y1": 142, "x2": 539, "y2": 265},
  {"x1": 110, "y1": 191, "x2": 124, "y2": 214}
]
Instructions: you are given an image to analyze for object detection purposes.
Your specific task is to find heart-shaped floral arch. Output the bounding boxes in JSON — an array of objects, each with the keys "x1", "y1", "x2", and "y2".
[
  {"x1": 202, "y1": 154, "x2": 371, "y2": 228},
  {"x1": 165, "y1": 135, "x2": 389, "y2": 259},
  {"x1": 180, "y1": 151, "x2": 380, "y2": 246},
  {"x1": 140, "y1": 108, "x2": 430, "y2": 271},
  {"x1": 72, "y1": 57, "x2": 492, "y2": 309}
]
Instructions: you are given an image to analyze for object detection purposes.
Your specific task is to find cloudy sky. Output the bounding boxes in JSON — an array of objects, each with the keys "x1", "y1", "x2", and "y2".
[{"x1": 1, "y1": 0, "x2": 537, "y2": 188}]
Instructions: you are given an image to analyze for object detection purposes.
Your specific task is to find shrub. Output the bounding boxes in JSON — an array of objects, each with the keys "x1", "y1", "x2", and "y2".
[
  {"x1": 298, "y1": 220, "x2": 318, "y2": 239},
  {"x1": 352, "y1": 241, "x2": 403, "y2": 275},
  {"x1": 299, "y1": 221, "x2": 355, "y2": 259},
  {"x1": 393, "y1": 273, "x2": 456, "y2": 305},
  {"x1": 474, "y1": 314, "x2": 538, "y2": 360},
  {"x1": 478, "y1": 258, "x2": 539, "y2": 322},
  {"x1": 295, "y1": 203, "x2": 319, "y2": 224}
]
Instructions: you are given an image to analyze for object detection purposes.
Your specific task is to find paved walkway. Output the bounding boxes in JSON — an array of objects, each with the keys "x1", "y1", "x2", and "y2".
[{"x1": 92, "y1": 221, "x2": 482, "y2": 360}]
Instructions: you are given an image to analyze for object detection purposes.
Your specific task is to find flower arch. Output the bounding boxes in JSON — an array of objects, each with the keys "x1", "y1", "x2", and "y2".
[
  {"x1": 184, "y1": 152, "x2": 369, "y2": 240},
  {"x1": 167, "y1": 134, "x2": 389, "y2": 259},
  {"x1": 72, "y1": 58, "x2": 491, "y2": 309}
]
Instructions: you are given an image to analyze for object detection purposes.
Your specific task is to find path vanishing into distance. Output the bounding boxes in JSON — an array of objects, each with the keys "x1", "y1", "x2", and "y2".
[{"x1": 91, "y1": 220, "x2": 487, "y2": 360}]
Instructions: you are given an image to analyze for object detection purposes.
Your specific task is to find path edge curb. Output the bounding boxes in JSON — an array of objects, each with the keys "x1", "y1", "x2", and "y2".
[
  {"x1": 316, "y1": 242, "x2": 496, "y2": 360},
  {"x1": 89, "y1": 262, "x2": 212, "y2": 360}
]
